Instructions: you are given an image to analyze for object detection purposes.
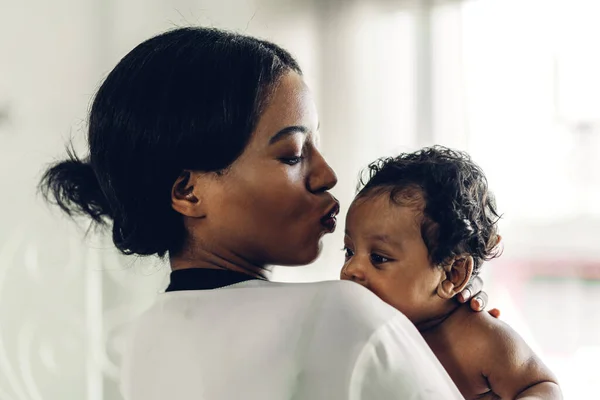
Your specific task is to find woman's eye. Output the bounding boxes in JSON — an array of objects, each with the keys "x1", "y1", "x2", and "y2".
[
  {"x1": 342, "y1": 247, "x2": 354, "y2": 260},
  {"x1": 280, "y1": 156, "x2": 303, "y2": 165},
  {"x1": 370, "y1": 253, "x2": 390, "y2": 264}
]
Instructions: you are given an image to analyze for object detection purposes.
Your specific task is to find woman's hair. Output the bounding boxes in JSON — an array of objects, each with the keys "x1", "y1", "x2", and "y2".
[
  {"x1": 357, "y1": 146, "x2": 501, "y2": 275},
  {"x1": 40, "y1": 27, "x2": 301, "y2": 257}
]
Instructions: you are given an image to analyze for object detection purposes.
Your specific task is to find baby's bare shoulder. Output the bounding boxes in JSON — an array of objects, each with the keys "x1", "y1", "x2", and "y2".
[
  {"x1": 440, "y1": 305, "x2": 519, "y2": 368},
  {"x1": 446, "y1": 305, "x2": 559, "y2": 398},
  {"x1": 425, "y1": 306, "x2": 505, "y2": 396}
]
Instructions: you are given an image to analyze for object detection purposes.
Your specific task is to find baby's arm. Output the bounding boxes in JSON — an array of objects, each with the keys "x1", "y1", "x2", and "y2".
[
  {"x1": 513, "y1": 383, "x2": 562, "y2": 400},
  {"x1": 479, "y1": 317, "x2": 562, "y2": 399}
]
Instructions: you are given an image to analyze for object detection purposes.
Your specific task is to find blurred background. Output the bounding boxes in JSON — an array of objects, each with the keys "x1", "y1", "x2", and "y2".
[{"x1": 1, "y1": 0, "x2": 599, "y2": 398}]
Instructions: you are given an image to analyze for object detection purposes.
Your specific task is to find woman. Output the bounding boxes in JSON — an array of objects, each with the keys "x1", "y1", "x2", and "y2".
[{"x1": 41, "y1": 27, "x2": 487, "y2": 399}]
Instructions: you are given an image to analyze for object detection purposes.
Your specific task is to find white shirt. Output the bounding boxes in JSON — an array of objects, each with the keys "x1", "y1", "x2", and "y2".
[{"x1": 120, "y1": 279, "x2": 464, "y2": 400}]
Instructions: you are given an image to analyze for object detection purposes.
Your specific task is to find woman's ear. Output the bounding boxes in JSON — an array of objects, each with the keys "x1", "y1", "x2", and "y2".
[
  {"x1": 436, "y1": 256, "x2": 474, "y2": 300},
  {"x1": 171, "y1": 171, "x2": 207, "y2": 218}
]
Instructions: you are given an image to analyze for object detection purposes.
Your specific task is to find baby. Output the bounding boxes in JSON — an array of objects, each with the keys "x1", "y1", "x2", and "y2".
[{"x1": 340, "y1": 146, "x2": 561, "y2": 399}]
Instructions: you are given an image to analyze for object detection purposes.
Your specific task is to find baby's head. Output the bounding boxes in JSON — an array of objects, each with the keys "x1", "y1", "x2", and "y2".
[{"x1": 340, "y1": 146, "x2": 501, "y2": 325}]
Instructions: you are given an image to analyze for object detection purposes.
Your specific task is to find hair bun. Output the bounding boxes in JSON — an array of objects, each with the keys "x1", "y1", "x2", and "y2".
[{"x1": 40, "y1": 148, "x2": 112, "y2": 224}]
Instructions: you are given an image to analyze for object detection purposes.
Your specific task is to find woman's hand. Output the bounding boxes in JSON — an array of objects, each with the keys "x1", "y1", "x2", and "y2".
[{"x1": 456, "y1": 276, "x2": 500, "y2": 318}]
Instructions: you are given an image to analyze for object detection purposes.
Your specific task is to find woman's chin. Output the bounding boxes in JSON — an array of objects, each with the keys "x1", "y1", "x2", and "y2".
[{"x1": 277, "y1": 241, "x2": 323, "y2": 267}]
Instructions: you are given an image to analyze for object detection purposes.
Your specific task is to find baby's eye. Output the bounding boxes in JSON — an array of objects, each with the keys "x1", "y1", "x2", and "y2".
[
  {"x1": 343, "y1": 247, "x2": 354, "y2": 260},
  {"x1": 370, "y1": 253, "x2": 390, "y2": 264}
]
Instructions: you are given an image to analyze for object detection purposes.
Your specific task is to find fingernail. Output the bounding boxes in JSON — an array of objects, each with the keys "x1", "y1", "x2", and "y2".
[
  {"x1": 474, "y1": 297, "x2": 483, "y2": 310},
  {"x1": 459, "y1": 289, "x2": 471, "y2": 302}
]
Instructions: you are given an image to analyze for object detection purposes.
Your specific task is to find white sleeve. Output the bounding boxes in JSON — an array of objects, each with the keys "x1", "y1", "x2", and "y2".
[{"x1": 348, "y1": 316, "x2": 465, "y2": 400}]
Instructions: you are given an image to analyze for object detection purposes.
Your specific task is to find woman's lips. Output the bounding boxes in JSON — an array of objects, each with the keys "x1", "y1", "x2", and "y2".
[{"x1": 320, "y1": 202, "x2": 340, "y2": 233}]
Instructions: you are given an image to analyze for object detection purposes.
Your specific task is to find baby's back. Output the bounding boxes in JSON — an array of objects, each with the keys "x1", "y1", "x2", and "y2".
[{"x1": 424, "y1": 304, "x2": 559, "y2": 399}]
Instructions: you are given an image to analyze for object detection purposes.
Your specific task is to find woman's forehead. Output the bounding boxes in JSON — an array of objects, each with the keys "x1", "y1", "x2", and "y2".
[{"x1": 253, "y1": 72, "x2": 319, "y2": 140}]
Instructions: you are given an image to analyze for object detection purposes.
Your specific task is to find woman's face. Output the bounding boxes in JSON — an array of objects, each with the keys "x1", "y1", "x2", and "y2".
[{"x1": 199, "y1": 71, "x2": 339, "y2": 266}]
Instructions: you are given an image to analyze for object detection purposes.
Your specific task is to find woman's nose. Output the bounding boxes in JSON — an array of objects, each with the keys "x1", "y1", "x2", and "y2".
[{"x1": 308, "y1": 149, "x2": 338, "y2": 193}]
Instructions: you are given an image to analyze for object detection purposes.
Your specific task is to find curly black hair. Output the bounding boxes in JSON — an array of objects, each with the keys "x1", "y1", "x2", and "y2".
[{"x1": 356, "y1": 146, "x2": 501, "y2": 275}]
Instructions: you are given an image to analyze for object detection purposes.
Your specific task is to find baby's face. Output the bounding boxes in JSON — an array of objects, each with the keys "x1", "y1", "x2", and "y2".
[{"x1": 340, "y1": 193, "x2": 445, "y2": 324}]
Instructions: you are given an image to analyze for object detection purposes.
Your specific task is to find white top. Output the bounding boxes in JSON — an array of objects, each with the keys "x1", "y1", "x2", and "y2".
[{"x1": 120, "y1": 279, "x2": 464, "y2": 400}]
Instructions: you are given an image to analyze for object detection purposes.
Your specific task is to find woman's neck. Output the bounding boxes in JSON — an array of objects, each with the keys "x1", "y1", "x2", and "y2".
[{"x1": 170, "y1": 245, "x2": 272, "y2": 280}]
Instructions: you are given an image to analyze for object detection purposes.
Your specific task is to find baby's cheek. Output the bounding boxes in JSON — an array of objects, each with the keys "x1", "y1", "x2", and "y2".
[
  {"x1": 367, "y1": 281, "x2": 393, "y2": 303},
  {"x1": 377, "y1": 282, "x2": 417, "y2": 314}
]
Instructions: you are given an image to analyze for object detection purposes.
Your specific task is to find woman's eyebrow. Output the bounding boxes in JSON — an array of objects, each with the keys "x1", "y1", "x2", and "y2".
[{"x1": 269, "y1": 126, "x2": 309, "y2": 145}]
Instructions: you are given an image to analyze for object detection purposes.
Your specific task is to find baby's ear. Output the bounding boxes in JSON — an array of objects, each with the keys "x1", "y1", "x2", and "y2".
[{"x1": 436, "y1": 256, "x2": 474, "y2": 300}]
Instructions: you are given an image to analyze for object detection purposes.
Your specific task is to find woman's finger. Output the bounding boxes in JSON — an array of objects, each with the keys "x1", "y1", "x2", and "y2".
[
  {"x1": 470, "y1": 291, "x2": 488, "y2": 311},
  {"x1": 457, "y1": 275, "x2": 483, "y2": 303},
  {"x1": 469, "y1": 276, "x2": 484, "y2": 296},
  {"x1": 488, "y1": 308, "x2": 501, "y2": 319},
  {"x1": 457, "y1": 286, "x2": 471, "y2": 303}
]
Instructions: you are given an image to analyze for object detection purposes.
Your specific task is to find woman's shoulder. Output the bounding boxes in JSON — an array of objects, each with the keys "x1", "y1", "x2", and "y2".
[
  {"x1": 154, "y1": 279, "x2": 406, "y2": 336},
  {"x1": 312, "y1": 279, "x2": 391, "y2": 304},
  {"x1": 218, "y1": 279, "x2": 405, "y2": 333},
  {"x1": 271, "y1": 279, "x2": 392, "y2": 306},
  {"x1": 299, "y1": 280, "x2": 407, "y2": 330}
]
